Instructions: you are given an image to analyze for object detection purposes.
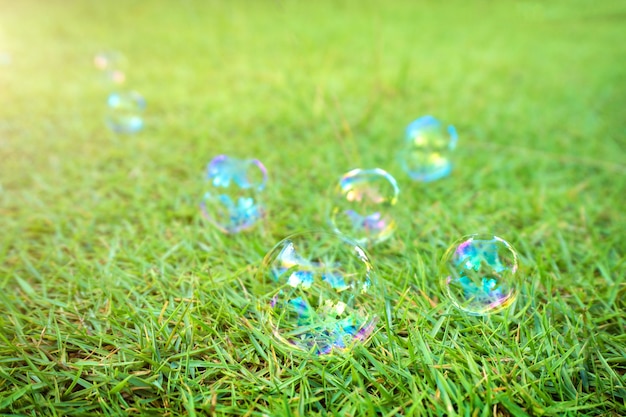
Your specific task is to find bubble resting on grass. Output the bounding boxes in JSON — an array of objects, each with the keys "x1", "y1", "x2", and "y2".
[
  {"x1": 400, "y1": 115, "x2": 458, "y2": 182},
  {"x1": 329, "y1": 168, "x2": 399, "y2": 246},
  {"x1": 440, "y1": 234, "x2": 519, "y2": 315},
  {"x1": 105, "y1": 91, "x2": 146, "y2": 134},
  {"x1": 201, "y1": 155, "x2": 267, "y2": 233},
  {"x1": 258, "y1": 231, "x2": 380, "y2": 355}
]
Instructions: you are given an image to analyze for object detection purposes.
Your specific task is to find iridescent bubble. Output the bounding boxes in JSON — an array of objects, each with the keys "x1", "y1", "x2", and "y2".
[
  {"x1": 440, "y1": 234, "x2": 519, "y2": 315},
  {"x1": 94, "y1": 51, "x2": 124, "y2": 70},
  {"x1": 201, "y1": 155, "x2": 267, "y2": 233},
  {"x1": 104, "y1": 70, "x2": 125, "y2": 85},
  {"x1": 256, "y1": 231, "x2": 381, "y2": 355},
  {"x1": 329, "y1": 168, "x2": 399, "y2": 245},
  {"x1": 105, "y1": 91, "x2": 146, "y2": 134},
  {"x1": 94, "y1": 50, "x2": 126, "y2": 85},
  {"x1": 400, "y1": 115, "x2": 458, "y2": 182}
]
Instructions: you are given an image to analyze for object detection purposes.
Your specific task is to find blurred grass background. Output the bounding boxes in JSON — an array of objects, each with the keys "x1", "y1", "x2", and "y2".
[{"x1": 0, "y1": 0, "x2": 624, "y2": 415}]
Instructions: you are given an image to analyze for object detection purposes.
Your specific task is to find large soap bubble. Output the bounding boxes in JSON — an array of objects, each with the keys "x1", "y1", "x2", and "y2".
[
  {"x1": 256, "y1": 231, "x2": 382, "y2": 355},
  {"x1": 441, "y1": 234, "x2": 519, "y2": 315}
]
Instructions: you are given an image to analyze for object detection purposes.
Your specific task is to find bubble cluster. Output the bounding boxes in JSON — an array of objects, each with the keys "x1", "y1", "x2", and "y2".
[
  {"x1": 257, "y1": 231, "x2": 380, "y2": 355},
  {"x1": 329, "y1": 168, "x2": 399, "y2": 245},
  {"x1": 440, "y1": 234, "x2": 519, "y2": 315},
  {"x1": 105, "y1": 91, "x2": 146, "y2": 134},
  {"x1": 201, "y1": 155, "x2": 267, "y2": 233},
  {"x1": 400, "y1": 115, "x2": 458, "y2": 182},
  {"x1": 94, "y1": 50, "x2": 126, "y2": 85}
]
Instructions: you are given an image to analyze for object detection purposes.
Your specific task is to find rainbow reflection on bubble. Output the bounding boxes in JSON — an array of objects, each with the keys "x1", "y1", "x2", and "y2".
[
  {"x1": 400, "y1": 115, "x2": 458, "y2": 182},
  {"x1": 329, "y1": 168, "x2": 399, "y2": 246},
  {"x1": 105, "y1": 91, "x2": 146, "y2": 134},
  {"x1": 201, "y1": 155, "x2": 267, "y2": 234},
  {"x1": 94, "y1": 50, "x2": 127, "y2": 86},
  {"x1": 440, "y1": 234, "x2": 519, "y2": 315},
  {"x1": 257, "y1": 231, "x2": 380, "y2": 355}
]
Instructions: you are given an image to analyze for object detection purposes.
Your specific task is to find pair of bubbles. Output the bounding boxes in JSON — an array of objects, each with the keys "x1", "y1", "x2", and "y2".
[
  {"x1": 201, "y1": 119, "x2": 519, "y2": 356},
  {"x1": 94, "y1": 50, "x2": 146, "y2": 134},
  {"x1": 256, "y1": 231, "x2": 519, "y2": 356},
  {"x1": 329, "y1": 113, "x2": 457, "y2": 245}
]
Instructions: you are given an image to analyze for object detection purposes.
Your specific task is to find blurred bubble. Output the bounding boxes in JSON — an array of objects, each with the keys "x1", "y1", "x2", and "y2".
[
  {"x1": 329, "y1": 168, "x2": 399, "y2": 245},
  {"x1": 94, "y1": 50, "x2": 126, "y2": 71},
  {"x1": 201, "y1": 155, "x2": 267, "y2": 233},
  {"x1": 105, "y1": 91, "x2": 146, "y2": 134},
  {"x1": 440, "y1": 234, "x2": 519, "y2": 315},
  {"x1": 106, "y1": 70, "x2": 126, "y2": 85},
  {"x1": 94, "y1": 50, "x2": 127, "y2": 85},
  {"x1": 257, "y1": 231, "x2": 381, "y2": 355},
  {"x1": 400, "y1": 115, "x2": 458, "y2": 182}
]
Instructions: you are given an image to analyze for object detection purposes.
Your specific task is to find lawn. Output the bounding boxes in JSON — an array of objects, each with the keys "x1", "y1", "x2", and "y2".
[{"x1": 0, "y1": 0, "x2": 625, "y2": 415}]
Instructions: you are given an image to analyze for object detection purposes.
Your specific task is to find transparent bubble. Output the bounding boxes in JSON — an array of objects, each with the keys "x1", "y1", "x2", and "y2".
[
  {"x1": 103, "y1": 70, "x2": 125, "y2": 85},
  {"x1": 105, "y1": 91, "x2": 146, "y2": 134},
  {"x1": 201, "y1": 155, "x2": 267, "y2": 233},
  {"x1": 440, "y1": 234, "x2": 519, "y2": 315},
  {"x1": 94, "y1": 50, "x2": 126, "y2": 85},
  {"x1": 329, "y1": 168, "x2": 399, "y2": 245},
  {"x1": 257, "y1": 231, "x2": 381, "y2": 355},
  {"x1": 400, "y1": 115, "x2": 458, "y2": 182},
  {"x1": 94, "y1": 51, "x2": 125, "y2": 71}
]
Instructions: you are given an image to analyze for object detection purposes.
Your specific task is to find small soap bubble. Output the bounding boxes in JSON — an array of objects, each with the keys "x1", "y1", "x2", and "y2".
[
  {"x1": 94, "y1": 51, "x2": 124, "y2": 71},
  {"x1": 440, "y1": 234, "x2": 519, "y2": 315},
  {"x1": 329, "y1": 168, "x2": 399, "y2": 245},
  {"x1": 94, "y1": 50, "x2": 127, "y2": 85},
  {"x1": 106, "y1": 70, "x2": 125, "y2": 85},
  {"x1": 105, "y1": 91, "x2": 146, "y2": 134},
  {"x1": 400, "y1": 115, "x2": 458, "y2": 182},
  {"x1": 256, "y1": 231, "x2": 381, "y2": 355},
  {"x1": 201, "y1": 155, "x2": 267, "y2": 233}
]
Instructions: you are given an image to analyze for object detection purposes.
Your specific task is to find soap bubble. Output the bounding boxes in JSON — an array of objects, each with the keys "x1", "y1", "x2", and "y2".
[
  {"x1": 94, "y1": 50, "x2": 125, "y2": 71},
  {"x1": 440, "y1": 234, "x2": 519, "y2": 315},
  {"x1": 256, "y1": 231, "x2": 381, "y2": 355},
  {"x1": 94, "y1": 50, "x2": 126, "y2": 85},
  {"x1": 105, "y1": 91, "x2": 146, "y2": 134},
  {"x1": 400, "y1": 115, "x2": 458, "y2": 182},
  {"x1": 201, "y1": 155, "x2": 267, "y2": 233},
  {"x1": 103, "y1": 70, "x2": 125, "y2": 85},
  {"x1": 329, "y1": 168, "x2": 399, "y2": 245}
]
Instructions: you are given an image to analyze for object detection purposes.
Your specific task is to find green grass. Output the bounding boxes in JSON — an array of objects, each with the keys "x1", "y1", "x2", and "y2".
[{"x1": 1, "y1": 0, "x2": 625, "y2": 415}]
